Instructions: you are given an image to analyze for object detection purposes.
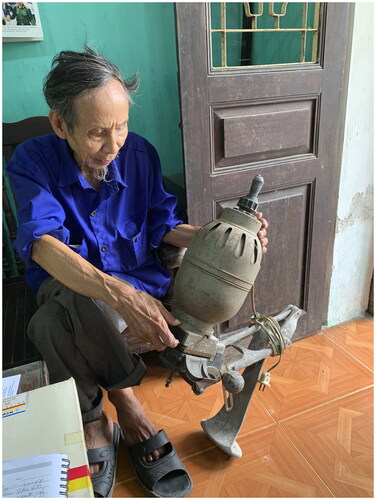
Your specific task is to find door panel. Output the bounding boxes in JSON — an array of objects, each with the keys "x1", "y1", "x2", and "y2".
[
  {"x1": 213, "y1": 98, "x2": 316, "y2": 166},
  {"x1": 176, "y1": 3, "x2": 353, "y2": 339},
  {"x1": 208, "y1": 69, "x2": 323, "y2": 101}
]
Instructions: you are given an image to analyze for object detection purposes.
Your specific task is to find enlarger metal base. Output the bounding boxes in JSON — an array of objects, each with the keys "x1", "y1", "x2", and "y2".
[{"x1": 160, "y1": 305, "x2": 304, "y2": 457}]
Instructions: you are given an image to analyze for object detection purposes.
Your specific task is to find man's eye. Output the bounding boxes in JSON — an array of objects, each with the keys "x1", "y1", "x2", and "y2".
[
  {"x1": 116, "y1": 124, "x2": 127, "y2": 132},
  {"x1": 90, "y1": 129, "x2": 103, "y2": 137}
]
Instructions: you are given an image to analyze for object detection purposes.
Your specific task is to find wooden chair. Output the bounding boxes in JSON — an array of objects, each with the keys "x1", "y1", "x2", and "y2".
[{"x1": 3, "y1": 117, "x2": 53, "y2": 369}]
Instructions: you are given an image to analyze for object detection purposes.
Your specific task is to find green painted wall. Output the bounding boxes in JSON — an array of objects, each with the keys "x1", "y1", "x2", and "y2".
[{"x1": 2, "y1": 2, "x2": 184, "y2": 177}]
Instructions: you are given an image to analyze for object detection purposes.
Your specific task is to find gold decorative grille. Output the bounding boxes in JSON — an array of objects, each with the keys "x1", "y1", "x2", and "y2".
[{"x1": 210, "y1": 2, "x2": 321, "y2": 69}]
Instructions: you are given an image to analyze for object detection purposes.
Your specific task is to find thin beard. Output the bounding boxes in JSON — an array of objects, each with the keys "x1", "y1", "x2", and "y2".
[
  {"x1": 89, "y1": 165, "x2": 109, "y2": 182},
  {"x1": 81, "y1": 153, "x2": 119, "y2": 183}
]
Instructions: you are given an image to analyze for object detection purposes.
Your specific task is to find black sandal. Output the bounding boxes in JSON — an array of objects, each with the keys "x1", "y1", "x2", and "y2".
[
  {"x1": 126, "y1": 430, "x2": 193, "y2": 497},
  {"x1": 87, "y1": 422, "x2": 120, "y2": 497}
]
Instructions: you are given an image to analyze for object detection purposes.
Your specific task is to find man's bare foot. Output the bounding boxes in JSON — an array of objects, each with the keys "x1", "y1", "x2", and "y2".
[
  {"x1": 108, "y1": 387, "x2": 164, "y2": 462},
  {"x1": 84, "y1": 412, "x2": 113, "y2": 475}
]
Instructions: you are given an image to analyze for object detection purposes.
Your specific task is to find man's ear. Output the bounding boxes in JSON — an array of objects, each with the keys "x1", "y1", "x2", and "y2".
[{"x1": 49, "y1": 110, "x2": 68, "y2": 139}]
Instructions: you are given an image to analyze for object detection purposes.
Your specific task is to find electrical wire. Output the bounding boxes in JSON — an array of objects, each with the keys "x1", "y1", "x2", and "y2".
[{"x1": 250, "y1": 286, "x2": 286, "y2": 373}]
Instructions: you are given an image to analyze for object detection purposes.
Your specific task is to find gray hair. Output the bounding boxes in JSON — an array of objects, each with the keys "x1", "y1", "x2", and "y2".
[{"x1": 43, "y1": 46, "x2": 139, "y2": 130}]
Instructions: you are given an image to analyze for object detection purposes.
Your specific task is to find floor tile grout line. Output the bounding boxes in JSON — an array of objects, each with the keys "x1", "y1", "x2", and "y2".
[
  {"x1": 235, "y1": 421, "x2": 278, "y2": 441},
  {"x1": 253, "y1": 394, "x2": 280, "y2": 424},
  {"x1": 252, "y1": 384, "x2": 374, "y2": 424},
  {"x1": 225, "y1": 385, "x2": 372, "y2": 441},
  {"x1": 253, "y1": 344, "x2": 374, "y2": 422},
  {"x1": 277, "y1": 385, "x2": 374, "y2": 424},
  {"x1": 229, "y1": 390, "x2": 375, "y2": 490},
  {"x1": 322, "y1": 331, "x2": 374, "y2": 373},
  {"x1": 114, "y1": 476, "x2": 137, "y2": 487},
  {"x1": 277, "y1": 423, "x2": 336, "y2": 497}
]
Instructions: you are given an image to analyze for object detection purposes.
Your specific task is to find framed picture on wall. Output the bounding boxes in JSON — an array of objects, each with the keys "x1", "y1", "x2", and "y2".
[{"x1": 2, "y1": 2, "x2": 44, "y2": 42}]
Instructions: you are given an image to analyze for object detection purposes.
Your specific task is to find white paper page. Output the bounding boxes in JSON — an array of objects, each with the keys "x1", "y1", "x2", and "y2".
[
  {"x1": 3, "y1": 453, "x2": 69, "y2": 498},
  {"x1": 2, "y1": 375, "x2": 21, "y2": 398}
]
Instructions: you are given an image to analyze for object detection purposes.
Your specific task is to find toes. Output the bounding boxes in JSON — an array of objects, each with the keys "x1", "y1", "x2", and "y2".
[{"x1": 145, "y1": 446, "x2": 164, "y2": 463}]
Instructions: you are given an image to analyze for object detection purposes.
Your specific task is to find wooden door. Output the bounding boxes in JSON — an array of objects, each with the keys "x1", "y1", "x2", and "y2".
[{"x1": 175, "y1": 3, "x2": 354, "y2": 339}]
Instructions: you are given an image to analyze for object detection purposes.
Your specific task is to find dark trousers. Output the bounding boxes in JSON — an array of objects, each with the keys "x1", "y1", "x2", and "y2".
[{"x1": 28, "y1": 278, "x2": 147, "y2": 423}]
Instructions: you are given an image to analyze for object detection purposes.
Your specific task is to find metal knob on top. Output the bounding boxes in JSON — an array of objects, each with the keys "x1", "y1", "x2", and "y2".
[{"x1": 237, "y1": 174, "x2": 264, "y2": 214}]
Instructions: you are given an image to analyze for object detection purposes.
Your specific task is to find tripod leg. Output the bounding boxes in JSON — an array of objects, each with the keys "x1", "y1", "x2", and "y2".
[{"x1": 201, "y1": 358, "x2": 264, "y2": 457}]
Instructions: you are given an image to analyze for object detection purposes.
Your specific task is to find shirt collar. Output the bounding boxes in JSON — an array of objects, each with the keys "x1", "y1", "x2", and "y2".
[
  {"x1": 110, "y1": 157, "x2": 127, "y2": 188},
  {"x1": 57, "y1": 139, "x2": 128, "y2": 189},
  {"x1": 57, "y1": 139, "x2": 80, "y2": 187}
]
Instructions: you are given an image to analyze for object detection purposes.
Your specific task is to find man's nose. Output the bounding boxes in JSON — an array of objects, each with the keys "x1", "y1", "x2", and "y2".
[{"x1": 102, "y1": 131, "x2": 119, "y2": 154}]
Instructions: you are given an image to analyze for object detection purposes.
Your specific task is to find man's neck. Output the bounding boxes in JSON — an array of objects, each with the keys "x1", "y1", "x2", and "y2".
[{"x1": 81, "y1": 170, "x2": 101, "y2": 190}]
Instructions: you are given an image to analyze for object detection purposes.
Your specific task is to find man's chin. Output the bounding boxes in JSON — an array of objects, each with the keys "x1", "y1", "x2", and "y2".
[
  {"x1": 94, "y1": 158, "x2": 112, "y2": 168},
  {"x1": 88, "y1": 164, "x2": 109, "y2": 182}
]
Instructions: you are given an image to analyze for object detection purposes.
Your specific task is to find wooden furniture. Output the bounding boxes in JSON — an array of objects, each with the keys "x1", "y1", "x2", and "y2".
[
  {"x1": 3, "y1": 360, "x2": 49, "y2": 393},
  {"x1": 175, "y1": 3, "x2": 354, "y2": 340},
  {"x1": 3, "y1": 117, "x2": 53, "y2": 369}
]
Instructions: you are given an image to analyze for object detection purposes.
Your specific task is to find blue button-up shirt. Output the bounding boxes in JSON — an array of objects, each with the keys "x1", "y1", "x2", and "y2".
[{"x1": 7, "y1": 132, "x2": 183, "y2": 296}]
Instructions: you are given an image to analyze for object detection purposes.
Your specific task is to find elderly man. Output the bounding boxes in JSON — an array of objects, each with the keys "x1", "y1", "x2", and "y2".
[{"x1": 7, "y1": 47, "x2": 268, "y2": 497}]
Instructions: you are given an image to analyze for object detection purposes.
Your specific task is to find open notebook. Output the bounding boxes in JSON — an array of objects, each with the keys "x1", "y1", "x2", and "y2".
[{"x1": 3, "y1": 453, "x2": 69, "y2": 498}]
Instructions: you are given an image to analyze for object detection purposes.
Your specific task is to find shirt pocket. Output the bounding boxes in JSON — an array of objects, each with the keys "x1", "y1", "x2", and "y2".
[{"x1": 116, "y1": 218, "x2": 154, "y2": 269}]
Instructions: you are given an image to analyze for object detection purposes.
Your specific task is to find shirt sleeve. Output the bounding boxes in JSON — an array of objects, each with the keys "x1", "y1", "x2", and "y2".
[
  {"x1": 6, "y1": 156, "x2": 70, "y2": 266},
  {"x1": 145, "y1": 143, "x2": 184, "y2": 248}
]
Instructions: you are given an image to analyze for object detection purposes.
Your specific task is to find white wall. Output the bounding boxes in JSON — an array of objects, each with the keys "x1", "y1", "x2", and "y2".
[{"x1": 326, "y1": 2, "x2": 374, "y2": 326}]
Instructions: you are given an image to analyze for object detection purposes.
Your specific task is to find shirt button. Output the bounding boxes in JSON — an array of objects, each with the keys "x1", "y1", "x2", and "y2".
[
  {"x1": 90, "y1": 211, "x2": 97, "y2": 217},
  {"x1": 135, "y1": 237, "x2": 140, "y2": 243},
  {"x1": 101, "y1": 245, "x2": 108, "y2": 252}
]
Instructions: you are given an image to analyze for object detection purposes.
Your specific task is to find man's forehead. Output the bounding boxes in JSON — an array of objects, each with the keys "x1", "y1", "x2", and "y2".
[
  {"x1": 74, "y1": 112, "x2": 129, "y2": 130},
  {"x1": 73, "y1": 83, "x2": 129, "y2": 129}
]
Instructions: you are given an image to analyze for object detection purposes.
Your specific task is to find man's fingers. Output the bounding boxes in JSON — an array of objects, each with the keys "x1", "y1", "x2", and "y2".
[
  {"x1": 259, "y1": 218, "x2": 268, "y2": 230},
  {"x1": 255, "y1": 211, "x2": 269, "y2": 230},
  {"x1": 254, "y1": 211, "x2": 269, "y2": 253},
  {"x1": 144, "y1": 305, "x2": 179, "y2": 349},
  {"x1": 260, "y1": 237, "x2": 268, "y2": 253},
  {"x1": 130, "y1": 323, "x2": 178, "y2": 351},
  {"x1": 154, "y1": 334, "x2": 170, "y2": 352},
  {"x1": 156, "y1": 330, "x2": 178, "y2": 350},
  {"x1": 258, "y1": 229, "x2": 267, "y2": 239},
  {"x1": 161, "y1": 308, "x2": 181, "y2": 327},
  {"x1": 119, "y1": 294, "x2": 179, "y2": 350}
]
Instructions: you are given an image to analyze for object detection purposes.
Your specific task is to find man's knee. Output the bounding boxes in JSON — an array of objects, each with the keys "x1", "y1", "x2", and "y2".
[{"x1": 27, "y1": 300, "x2": 66, "y2": 347}]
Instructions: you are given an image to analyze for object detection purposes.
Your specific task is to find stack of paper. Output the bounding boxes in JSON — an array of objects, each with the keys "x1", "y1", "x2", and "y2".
[{"x1": 2, "y1": 378, "x2": 93, "y2": 497}]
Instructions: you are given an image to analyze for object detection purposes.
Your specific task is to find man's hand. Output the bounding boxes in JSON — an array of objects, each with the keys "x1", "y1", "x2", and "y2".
[
  {"x1": 255, "y1": 212, "x2": 269, "y2": 254},
  {"x1": 116, "y1": 287, "x2": 179, "y2": 351},
  {"x1": 163, "y1": 223, "x2": 200, "y2": 248},
  {"x1": 31, "y1": 235, "x2": 179, "y2": 351}
]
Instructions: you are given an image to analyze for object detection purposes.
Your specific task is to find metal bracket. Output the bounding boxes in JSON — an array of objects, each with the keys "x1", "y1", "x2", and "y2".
[{"x1": 160, "y1": 304, "x2": 305, "y2": 457}]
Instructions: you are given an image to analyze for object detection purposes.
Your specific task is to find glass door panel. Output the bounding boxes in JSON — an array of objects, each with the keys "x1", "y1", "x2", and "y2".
[{"x1": 210, "y1": 2, "x2": 321, "y2": 69}]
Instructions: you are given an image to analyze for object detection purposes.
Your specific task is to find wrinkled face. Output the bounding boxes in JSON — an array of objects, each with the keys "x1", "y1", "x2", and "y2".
[{"x1": 59, "y1": 78, "x2": 129, "y2": 173}]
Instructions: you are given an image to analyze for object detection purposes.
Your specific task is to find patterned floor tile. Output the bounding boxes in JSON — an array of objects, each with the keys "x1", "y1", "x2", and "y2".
[
  {"x1": 323, "y1": 316, "x2": 374, "y2": 371},
  {"x1": 105, "y1": 317, "x2": 373, "y2": 497},
  {"x1": 105, "y1": 358, "x2": 275, "y2": 484},
  {"x1": 281, "y1": 387, "x2": 374, "y2": 497},
  {"x1": 183, "y1": 426, "x2": 333, "y2": 497},
  {"x1": 255, "y1": 332, "x2": 373, "y2": 420}
]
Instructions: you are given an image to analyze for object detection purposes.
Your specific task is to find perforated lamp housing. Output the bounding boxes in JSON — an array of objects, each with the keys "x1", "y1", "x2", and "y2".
[{"x1": 172, "y1": 175, "x2": 264, "y2": 340}]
